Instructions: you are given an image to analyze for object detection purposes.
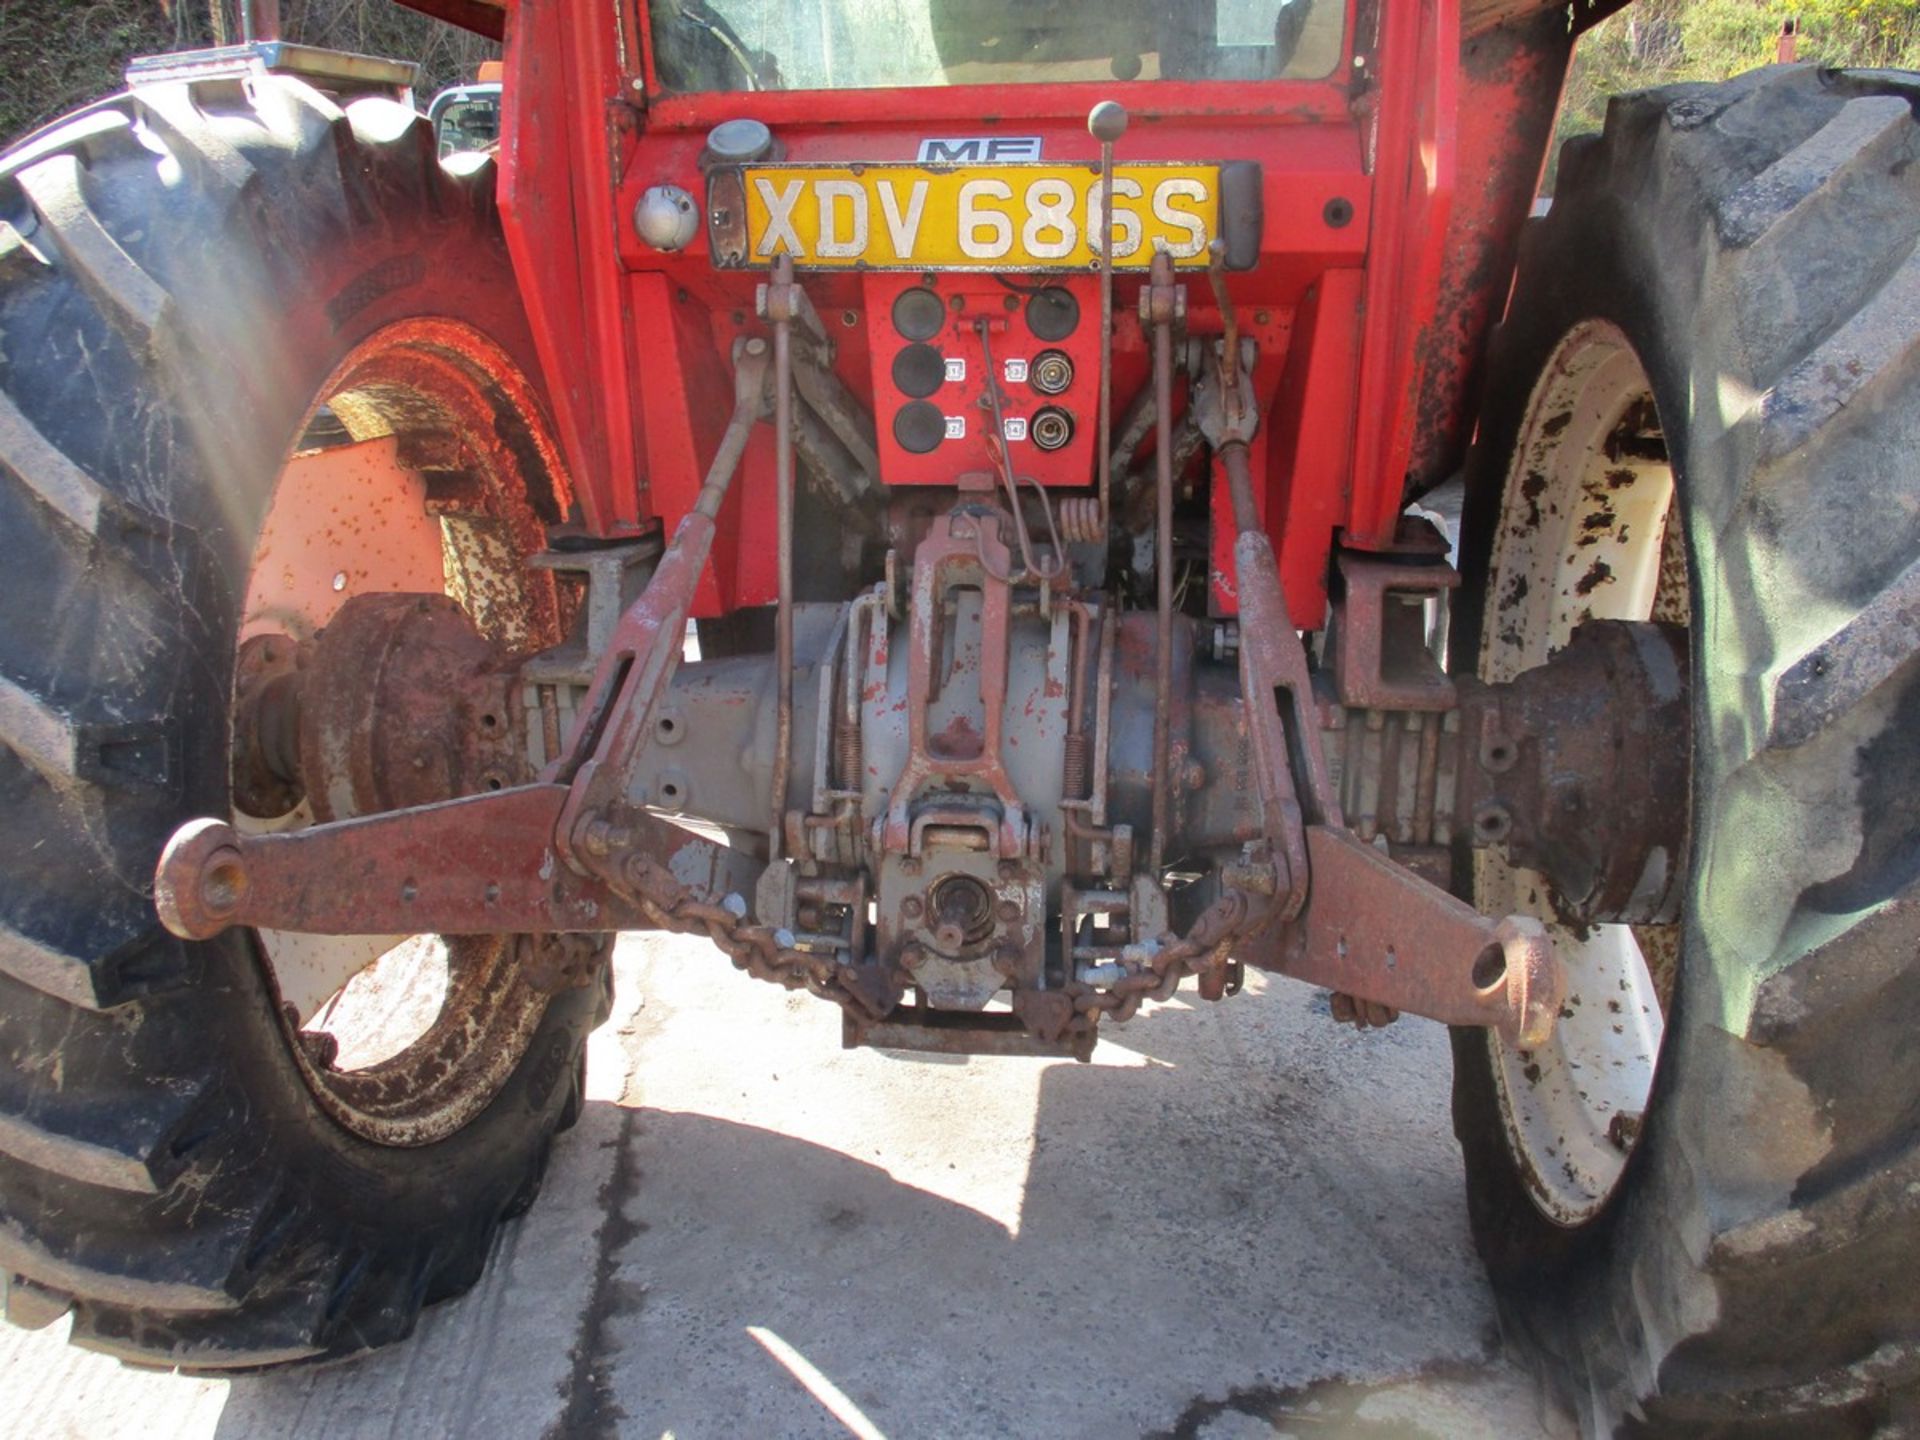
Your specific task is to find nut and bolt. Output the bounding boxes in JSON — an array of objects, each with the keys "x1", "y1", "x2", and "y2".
[
  {"x1": 1222, "y1": 859, "x2": 1279, "y2": 896},
  {"x1": 581, "y1": 817, "x2": 634, "y2": 857}
]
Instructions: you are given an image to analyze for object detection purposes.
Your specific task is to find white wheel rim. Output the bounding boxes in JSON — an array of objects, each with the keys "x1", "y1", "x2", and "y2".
[{"x1": 1477, "y1": 319, "x2": 1684, "y2": 1226}]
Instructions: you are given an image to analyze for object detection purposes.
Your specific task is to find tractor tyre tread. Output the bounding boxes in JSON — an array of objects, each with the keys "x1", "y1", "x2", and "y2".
[
  {"x1": 0, "y1": 76, "x2": 610, "y2": 1371},
  {"x1": 1454, "y1": 65, "x2": 1920, "y2": 1436}
]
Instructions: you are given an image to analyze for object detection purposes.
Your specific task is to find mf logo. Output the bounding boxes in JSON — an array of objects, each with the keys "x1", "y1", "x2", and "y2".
[{"x1": 916, "y1": 136, "x2": 1044, "y2": 163}]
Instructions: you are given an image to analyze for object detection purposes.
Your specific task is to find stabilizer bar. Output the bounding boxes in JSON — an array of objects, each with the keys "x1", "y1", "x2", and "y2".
[{"x1": 1202, "y1": 340, "x2": 1564, "y2": 1050}]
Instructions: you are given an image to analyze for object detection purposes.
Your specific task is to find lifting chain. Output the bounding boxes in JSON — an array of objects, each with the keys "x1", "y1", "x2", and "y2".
[
  {"x1": 613, "y1": 854, "x2": 893, "y2": 1018},
  {"x1": 617, "y1": 841, "x2": 1272, "y2": 1039}
]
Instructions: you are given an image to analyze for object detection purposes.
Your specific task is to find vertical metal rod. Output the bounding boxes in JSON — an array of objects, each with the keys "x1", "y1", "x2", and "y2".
[
  {"x1": 1089, "y1": 102, "x2": 1128, "y2": 534},
  {"x1": 770, "y1": 254, "x2": 797, "y2": 860},
  {"x1": 1223, "y1": 441, "x2": 1261, "y2": 536},
  {"x1": 1060, "y1": 599, "x2": 1093, "y2": 873},
  {"x1": 240, "y1": 0, "x2": 280, "y2": 42},
  {"x1": 1148, "y1": 249, "x2": 1175, "y2": 874}
]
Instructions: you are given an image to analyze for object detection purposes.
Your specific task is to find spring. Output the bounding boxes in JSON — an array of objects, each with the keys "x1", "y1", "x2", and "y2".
[
  {"x1": 1058, "y1": 496, "x2": 1104, "y2": 545},
  {"x1": 835, "y1": 706, "x2": 863, "y2": 790},
  {"x1": 1062, "y1": 732, "x2": 1090, "y2": 801}
]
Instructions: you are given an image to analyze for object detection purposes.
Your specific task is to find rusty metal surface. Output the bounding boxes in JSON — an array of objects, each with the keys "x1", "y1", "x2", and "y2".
[
  {"x1": 171, "y1": 530, "x2": 1680, "y2": 1065},
  {"x1": 160, "y1": 787, "x2": 651, "y2": 939},
  {"x1": 1232, "y1": 528, "x2": 1335, "y2": 918},
  {"x1": 550, "y1": 341, "x2": 770, "y2": 863},
  {"x1": 145, "y1": 274, "x2": 1699, "y2": 1069},
  {"x1": 1262, "y1": 827, "x2": 1562, "y2": 1049},
  {"x1": 319, "y1": 318, "x2": 573, "y2": 652},
  {"x1": 1219, "y1": 483, "x2": 1566, "y2": 1045},
  {"x1": 1328, "y1": 548, "x2": 1460, "y2": 712},
  {"x1": 766, "y1": 254, "x2": 800, "y2": 860},
  {"x1": 876, "y1": 482, "x2": 1041, "y2": 861},
  {"x1": 1321, "y1": 702, "x2": 1463, "y2": 852},
  {"x1": 297, "y1": 594, "x2": 525, "y2": 822},
  {"x1": 865, "y1": 482, "x2": 1056, "y2": 1023},
  {"x1": 1457, "y1": 620, "x2": 1691, "y2": 926},
  {"x1": 230, "y1": 633, "x2": 304, "y2": 819},
  {"x1": 222, "y1": 317, "x2": 595, "y2": 1148},
  {"x1": 242, "y1": 438, "x2": 449, "y2": 651}
]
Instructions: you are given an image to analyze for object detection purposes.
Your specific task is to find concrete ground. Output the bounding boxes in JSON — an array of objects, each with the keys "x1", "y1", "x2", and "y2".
[{"x1": 0, "y1": 934, "x2": 1573, "y2": 1439}]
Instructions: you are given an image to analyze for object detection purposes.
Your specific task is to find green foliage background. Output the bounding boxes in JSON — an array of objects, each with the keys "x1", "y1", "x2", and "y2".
[
  {"x1": 1552, "y1": 0, "x2": 1920, "y2": 185},
  {"x1": 0, "y1": 1, "x2": 495, "y2": 145}
]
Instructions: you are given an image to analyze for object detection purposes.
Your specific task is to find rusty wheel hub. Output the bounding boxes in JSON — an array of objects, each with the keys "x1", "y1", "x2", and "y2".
[{"x1": 229, "y1": 318, "x2": 583, "y2": 1148}]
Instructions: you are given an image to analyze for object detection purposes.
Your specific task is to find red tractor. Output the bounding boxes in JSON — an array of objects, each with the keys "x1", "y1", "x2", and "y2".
[{"x1": 1, "y1": 1, "x2": 1914, "y2": 1429}]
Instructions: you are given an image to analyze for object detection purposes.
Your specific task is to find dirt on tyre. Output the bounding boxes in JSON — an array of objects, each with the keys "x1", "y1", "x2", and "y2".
[
  {"x1": 0, "y1": 75, "x2": 611, "y2": 1367},
  {"x1": 1451, "y1": 65, "x2": 1920, "y2": 1436}
]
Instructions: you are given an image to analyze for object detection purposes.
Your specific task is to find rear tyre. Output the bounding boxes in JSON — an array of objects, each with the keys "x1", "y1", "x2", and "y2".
[
  {"x1": 0, "y1": 76, "x2": 609, "y2": 1367},
  {"x1": 1452, "y1": 66, "x2": 1920, "y2": 1434}
]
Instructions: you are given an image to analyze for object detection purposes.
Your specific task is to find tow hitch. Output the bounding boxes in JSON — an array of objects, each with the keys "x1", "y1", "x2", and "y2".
[{"x1": 155, "y1": 193, "x2": 1691, "y2": 1063}]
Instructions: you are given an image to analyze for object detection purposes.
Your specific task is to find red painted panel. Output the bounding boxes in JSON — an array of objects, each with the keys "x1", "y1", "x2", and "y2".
[
  {"x1": 627, "y1": 274, "x2": 741, "y2": 612},
  {"x1": 1393, "y1": 13, "x2": 1577, "y2": 505},
  {"x1": 1266, "y1": 267, "x2": 1365, "y2": 624},
  {"x1": 1346, "y1": 0, "x2": 1459, "y2": 551},
  {"x1": 492, "y1": 0, "x2": 1579, "y2": 619},
  {"x1": 864, "y1": 273, "x2": 1105, "y2": 488},
  {"x1": 498, "y1": 0, "x2": 645, "y2": 533}
]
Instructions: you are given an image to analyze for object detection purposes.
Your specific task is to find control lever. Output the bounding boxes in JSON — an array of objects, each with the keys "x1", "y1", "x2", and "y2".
[{"x1": 1089, "y1": 100, "x2": 1127, "y2": 536}]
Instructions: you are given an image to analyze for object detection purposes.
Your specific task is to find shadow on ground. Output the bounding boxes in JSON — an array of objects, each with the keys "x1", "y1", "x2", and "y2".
[{"x1": 188, "y1": 938, "x2": 1565, "y2": 1439}]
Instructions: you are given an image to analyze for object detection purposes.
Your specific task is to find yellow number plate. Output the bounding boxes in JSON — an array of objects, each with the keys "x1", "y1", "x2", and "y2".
[{"x1": 739, "y1": 163, "x2": 1220, "y2": 271}]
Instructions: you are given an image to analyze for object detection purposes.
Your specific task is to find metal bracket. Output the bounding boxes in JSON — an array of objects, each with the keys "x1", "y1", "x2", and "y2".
[
  {"x1": 1275, "y1": 828, "x2": 1562, "y2": 1049},
  {"x1": 1226, "y1": 468, "x2": 1566, "y2": 1046},
  {"x1": 879, "y1": 485, "x2": 1032, "y2": 861},
  {"x1": 1328, "y1": 549, "x2": 1459, "y2": 712}
]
